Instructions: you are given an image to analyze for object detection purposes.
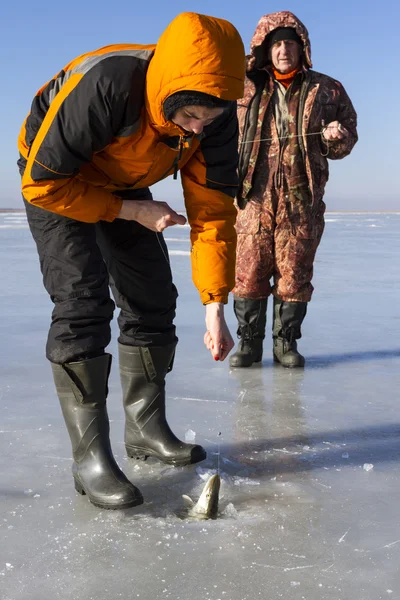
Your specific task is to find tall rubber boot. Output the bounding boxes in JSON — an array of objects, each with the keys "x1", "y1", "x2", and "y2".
[
  {"x1": 273, "y1": 299, "x2": 307, "y2": 368},
  {"x1": 119, "y1": 343, "x2": 207, "y2": 466},
  {"x1": 229, "y1": 297, "x2": 267, "y2": 368},
  {"x1": 51, "y1": 355, "x2": 143, "y2": 509}
]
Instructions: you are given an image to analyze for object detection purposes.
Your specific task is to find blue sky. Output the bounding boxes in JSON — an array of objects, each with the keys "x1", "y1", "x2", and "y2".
[{"x1": 1, "y1": 0, "x2": 398, "y2": 210}]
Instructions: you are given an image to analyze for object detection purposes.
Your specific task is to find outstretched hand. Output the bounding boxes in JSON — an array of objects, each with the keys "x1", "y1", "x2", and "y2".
[
  {"x1": 118, "y1": 199, "x2": 186, "y2": 231},
  {"x1": 204, "y1": 302, "x2": 234, "y2": 361}
]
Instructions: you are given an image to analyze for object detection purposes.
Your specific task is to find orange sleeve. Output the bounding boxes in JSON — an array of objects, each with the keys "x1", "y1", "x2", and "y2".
[{"x1": 181, "y1": 150, "x2": 237, "y2": 305}]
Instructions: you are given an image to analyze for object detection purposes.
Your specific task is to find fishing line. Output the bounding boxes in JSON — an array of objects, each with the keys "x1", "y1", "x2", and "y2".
[
  {"x1": 156, "y1": 230, "x2": 223, "y2": 480},
  {"x1": 239, "y1": 124, "x2": 344, "y2": 145},
  {"x1": 217, "y1": 431, "x2": 221, "y2": 476},
  {"x1": 155, "y1": 126, "x2": 343, "y2": 261}
]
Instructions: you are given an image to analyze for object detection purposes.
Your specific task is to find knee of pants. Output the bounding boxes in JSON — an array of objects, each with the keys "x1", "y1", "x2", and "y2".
[
  {"x1": 46, "y1": 295, "x2": 115, "y2": 363},
  {"x1": 117, "y1": 305, "x2": 178, "y2": 348}
]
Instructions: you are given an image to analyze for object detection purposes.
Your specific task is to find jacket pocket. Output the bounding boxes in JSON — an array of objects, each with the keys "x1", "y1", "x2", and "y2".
[
  {"x1": 288, "y1": 195, "x2": 326, "y2": 240},
  {"x1": 286, "y1": 189, "x2": 316, "y2": 239}
]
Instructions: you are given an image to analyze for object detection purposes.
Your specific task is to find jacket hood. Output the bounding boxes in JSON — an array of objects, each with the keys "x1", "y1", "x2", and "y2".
[
  {"x1": 247, "y1": 11, "x2": 312, "y2": 71},
  {"x1": 145, "y1": 12, "x2": 245, "y2": 130}
]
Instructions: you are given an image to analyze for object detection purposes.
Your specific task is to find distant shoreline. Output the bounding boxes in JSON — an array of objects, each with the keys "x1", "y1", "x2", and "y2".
[{"x1": 1, "y1": 208, "x2": 399, "y2": 215}]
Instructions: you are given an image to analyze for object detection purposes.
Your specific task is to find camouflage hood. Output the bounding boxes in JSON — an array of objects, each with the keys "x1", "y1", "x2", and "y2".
[{"x1": 247, "y1": 11, "x2": 312, "y2": 71}]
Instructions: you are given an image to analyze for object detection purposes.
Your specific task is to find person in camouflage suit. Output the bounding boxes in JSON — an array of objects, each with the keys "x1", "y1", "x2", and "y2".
[{"x1": 230, "y1": 11, "x2": 358, "y2": 369}]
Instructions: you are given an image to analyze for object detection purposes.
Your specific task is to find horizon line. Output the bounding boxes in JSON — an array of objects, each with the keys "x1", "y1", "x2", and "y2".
[{"x1": 1, "y1": 208, "x2": 400, "y2": 215}]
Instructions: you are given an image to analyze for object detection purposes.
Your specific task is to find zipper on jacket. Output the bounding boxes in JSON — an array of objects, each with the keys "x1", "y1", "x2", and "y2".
[
  {"x1": 173, "y1": 135, "x2": 192, "y2": 180},
  {"x1": 275, "y1": 73, "x2": 308, "y2": 191},
  {"x1": 275, "y1": 83, "x2": 290, "y2": 190},
  {"x1": 173, "y1": 137, "x2": 184, "y2": 180},
  {"x1": 153, "y1": 135, "x2": 192, "y2": 184}
]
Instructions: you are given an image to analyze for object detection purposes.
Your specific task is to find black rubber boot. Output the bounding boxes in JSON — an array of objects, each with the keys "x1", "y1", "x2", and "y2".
[
  {"x1": 229, "y1": 297, "x2": 267, "y2": 368},
  {"x1": 119, "y1": 343, "x2": 206, "y2": 466},
  {"x1": 273, "y1": 299, "x2": 307, "y2": 368},
  {"x1": 51, "y1": 355, "x2": 143, "y2": 510}
]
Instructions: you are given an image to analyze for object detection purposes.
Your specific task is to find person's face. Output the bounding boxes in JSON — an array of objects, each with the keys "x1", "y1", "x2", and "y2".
[
  {"x1": 171, "y1": 105, "x2": 225, "y2": 135},
  {"x1": 269, "y1": 39, "x2": 302, "y2": 74}
]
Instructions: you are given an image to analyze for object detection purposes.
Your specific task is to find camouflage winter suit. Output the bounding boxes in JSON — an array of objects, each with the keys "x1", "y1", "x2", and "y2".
[{"x1": 233, "y1": 12, "x2": 358, "y2": 302}]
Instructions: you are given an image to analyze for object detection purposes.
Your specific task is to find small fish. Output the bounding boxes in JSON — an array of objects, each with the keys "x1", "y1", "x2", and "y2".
[{"x1": 182, "y1": 474, "x2": 221, "y2": 520}]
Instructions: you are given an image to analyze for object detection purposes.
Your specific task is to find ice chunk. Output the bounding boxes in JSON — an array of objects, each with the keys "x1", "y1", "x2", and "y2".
[
  {"x1": 342, "y1": 452, "x2": 349, "y2": 459},
  {"x1": 185, "y1": 429, "x2": 196, "y2": 443},
  {"x1": 223, "y1": 503, "x2": 238, "y2": 518},
  {"x1": 196, "y1": 466, "x2": 217, "y2": 481},
  {"x1": 232, "y1": 476, "x2": 260, "y2": 486},
  {"x1": 363, "y1": 463, "x2": 374, "y2": 472}
]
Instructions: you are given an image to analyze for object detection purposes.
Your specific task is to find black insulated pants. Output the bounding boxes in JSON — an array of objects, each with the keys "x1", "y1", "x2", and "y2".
[{"x1": 24, "y1": 192, "x2": 178, "y2": 364}]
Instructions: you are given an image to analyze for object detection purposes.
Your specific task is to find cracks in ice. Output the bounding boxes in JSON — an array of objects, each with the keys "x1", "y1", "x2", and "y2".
[
  {"x1": 384, "y1": 539, "x2": 400, "y2": 548},
  {"x1": 251, "y1": 562, "x2": 320, "y2": 572},
  {"x1": 170, "y1": 396, "x2": 228, "y2": 404},
  {"x1": 354, "y1": 539, "x2": 400, "y2": 553},
  {"x1": 338, "y1": 528, "x2": 351, "y2": 543}
]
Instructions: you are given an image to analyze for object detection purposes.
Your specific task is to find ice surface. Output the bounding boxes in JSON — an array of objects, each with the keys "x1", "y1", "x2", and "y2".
[{"x1": 1, "y1": 211, "x2": 400, "y2": 599}]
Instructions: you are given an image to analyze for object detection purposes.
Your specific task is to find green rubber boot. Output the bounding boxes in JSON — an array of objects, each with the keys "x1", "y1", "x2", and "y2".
[
  {"x1": 51, "y1": 355, "x2": 143, "y2": 509},
  {"x1": 119, "y1": 343, "x2": 206, "y2": 466}
]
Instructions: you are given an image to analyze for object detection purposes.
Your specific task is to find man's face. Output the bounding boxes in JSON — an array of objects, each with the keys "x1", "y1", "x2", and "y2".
[
  {"x1": 269, "y1": 39, "x2": 302, "y2": 74},
  {"x1": 171, "y1": 105, "x2": 224, "y2": 135}
]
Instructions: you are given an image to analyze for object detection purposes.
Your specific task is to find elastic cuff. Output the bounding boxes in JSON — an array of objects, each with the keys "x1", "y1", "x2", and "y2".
[
  {"x1": 201, "y1": 294, "x2": 228, "y2": 305},
  {"x1": 102, "y1": 196, "x2": 123, "y2": 222}
]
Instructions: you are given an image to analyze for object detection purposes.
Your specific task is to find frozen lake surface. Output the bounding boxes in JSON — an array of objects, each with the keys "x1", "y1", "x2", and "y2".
[{"x1": 1, "y1": 210, "x2": 400, "y2": 599}]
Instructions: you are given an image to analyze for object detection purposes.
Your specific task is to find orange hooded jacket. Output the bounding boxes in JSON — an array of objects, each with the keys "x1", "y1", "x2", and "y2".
[{"x1": 18, "y1": 12, "x2": 245, "y2": 304}]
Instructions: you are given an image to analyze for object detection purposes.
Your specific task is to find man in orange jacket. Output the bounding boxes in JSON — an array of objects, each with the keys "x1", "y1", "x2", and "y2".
[{"x1": 18, "y1": 12, "x2": 245, "y2": 509}]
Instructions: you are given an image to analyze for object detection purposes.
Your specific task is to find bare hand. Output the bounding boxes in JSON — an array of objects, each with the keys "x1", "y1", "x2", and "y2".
[
  {"x1": 322, "y1": 120, "x2": 349, "y2": 141},
  {"x1": 117, "y1": 200, "x2": 187, "y2": 232},
  {"x1": 204, "y1": 303, "x2": 234, "y2": 361}
]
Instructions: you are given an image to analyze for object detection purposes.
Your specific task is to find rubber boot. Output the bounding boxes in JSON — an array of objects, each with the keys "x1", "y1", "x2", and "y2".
[
  {"x1": 119, "y1": 343, "x2": 207, "y2": 466},
  {"x1": 273, "y1": 299, "x2": 307, "y2": 368},
  {"x1": 229, "y1": 297, "x2": 267, "y2": 368},
  {"x1": 51, "y1": 355, "x2": 143, "y2": 509}
]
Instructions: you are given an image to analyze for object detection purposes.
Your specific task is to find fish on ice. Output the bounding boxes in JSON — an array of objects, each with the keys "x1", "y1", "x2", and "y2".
[{"x1": 182, "y1": 474, "x2": 221, "y2": 520}]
